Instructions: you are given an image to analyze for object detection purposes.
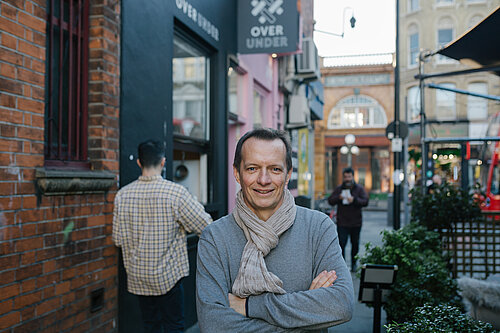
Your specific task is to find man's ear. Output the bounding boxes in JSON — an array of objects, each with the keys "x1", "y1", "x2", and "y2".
[
  {"x1": 286, "y1": 169, "x2": 292, "y2": 185},
  {"x1": 136, "y1": 159, "x2": 142, "y2": 169},
  {"x1": 233, "y1": 166, "x2": 241, "y2": 185},
  {"x1": 160, "y1": 157, "x2": 166, "y2": 168}
]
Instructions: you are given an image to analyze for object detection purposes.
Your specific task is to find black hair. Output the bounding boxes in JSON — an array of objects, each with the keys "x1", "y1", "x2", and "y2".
[
  {"x1": 342, "y1": 167, "x2": 355, "y2": 175},
  {"x1": 233, "y1": 128, "x2": 292, "y2": 172},
  {"x1": 138, "y1": 140, "x2": 164, "y2": 168}
]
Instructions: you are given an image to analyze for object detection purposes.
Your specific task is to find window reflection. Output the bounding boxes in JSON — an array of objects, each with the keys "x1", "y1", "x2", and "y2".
[{"x1": 173, "y1": 35, "x2": 209, "y2": 140}]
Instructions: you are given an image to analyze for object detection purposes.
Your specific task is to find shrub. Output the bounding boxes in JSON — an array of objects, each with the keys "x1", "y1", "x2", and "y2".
[
  {"x1": 410, "y1": 182, "x2": 483, "y2": 230},
  {"x1": 385, "y1": 303, "x2": 496, "y2": 332},
  {"x1": 358, "y1": 223, "x2": 462, "y2": 323}
]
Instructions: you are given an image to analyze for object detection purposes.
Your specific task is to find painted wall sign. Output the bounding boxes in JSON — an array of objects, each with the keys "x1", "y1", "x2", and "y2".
[
  {"x1": 238, "y1": 0, "x2": 299, "y2": 54},
  {"x1": 324, "y1": 74, "x2": 391, "y2": 87},
  {"x1": 175, "y1": 0, "x2": 220, "y2": 41}
]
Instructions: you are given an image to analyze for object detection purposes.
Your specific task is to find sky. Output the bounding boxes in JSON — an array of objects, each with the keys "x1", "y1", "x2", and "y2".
[{"x1": 313, "y1": 0, "x2": 396, "y2": 58}]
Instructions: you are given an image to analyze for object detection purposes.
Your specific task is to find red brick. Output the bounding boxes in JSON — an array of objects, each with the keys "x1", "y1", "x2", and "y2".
[
  {"x1": 17, "y1": 68, "x2": 44, "y2": 86},
  {"x1": 55, "y1": 281, "x2": 70, "y2": 295},
  {"x1": 0, "y1": 17, "x2": 24, "y2": 38},
  {"x1": 42, "y1": 285, "x2": 55, "y2": 299},
  {"x1": 43, "y1": 260, "x2": 57, "y2": 274},
  {"x1": 0, "y1": 47, "x2": 23, "y2": 65},
  {"x1": 36, "y1": 247, "x2": 60, "y2": 261},
  {"x1": 0, "y1": 93, "x2": 16, "y2": 108},
  {"x1": 18, "y1": 11, "x2": 45, "y2": 33},
  {"x1": 0, "y1": 241, "x2": 14, "y2": 256},
  {"x1": 0, "y1": 284, "x2": 20, "y2": 301},
  {"x1": 0, "y1": 62, "x2": 16, "y2": 79},
  {"x1": 13, "y1": 290, "x2": 42, "y2": 310},
  {"x1": 20, "y1": 304, "x2": 35, "y2": 322},
  {"x1": 17, "y1": 97, "x2": 44, "y2": 113},
  {"x1": 0, "y1": 138, "x2": 22, "y2": 152},
  {"x1": 0, "y1": 254, "x2": 19, "y2": 271},
  {"x1": 20, "y1": 250, "x2": 36, "y2": 265},
  {"x1": 0, "y1": 77, "x2": 22, "y2": 94},
  {"x1": 0, "y1": 123, "x2": 16, "y2": 137},
  {"x1": 1, "y1": 226, "x2": 21, "y2": 240},
  {"x1": 1, "y1": 2, "x2": 18, "y2": 20},
  {"x1": 87, "y1": 215, "x2": 105, "y2": 227},
  {"x1": 18, "y1": 181, "x2": 36, "y2": 194},
  {"x1": 0, "y1": 299, "x2": 13, "y2": 316},
  {"x1": 20, "y1": 278, "x2": 37, "y2": 294},
  {"x1": 15, "y1": 153, "x2": 43, "y2": 167},
  {"x1": 21, "y1": 195, "x2": 37, "y2": 209},
  {"x1": 16, "y1": 263, "x2": 42, "y2": 280},
  {"x1": 1, "y1": 32, "x2": 17, "y2": 50},
  {"x1": 37, "y1": 272, "x2": 59, "y2": 288},
  {"x1": 18, "y1": 209, "x2": 43, "y2": 224},
  {"x1": 18, "y1": 40, "x2": 44, "y2": 60},
  {"x1": 0, "y1": 182, "x2": 15, "y2": 195},
  {"x1": 0, "y1": 311, "x2": 20, "y2": 330}
]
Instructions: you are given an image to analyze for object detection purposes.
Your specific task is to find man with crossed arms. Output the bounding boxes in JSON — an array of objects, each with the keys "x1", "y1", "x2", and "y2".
[{"x1": 196, "y1": 128, "x2": 354, "y2": 332}]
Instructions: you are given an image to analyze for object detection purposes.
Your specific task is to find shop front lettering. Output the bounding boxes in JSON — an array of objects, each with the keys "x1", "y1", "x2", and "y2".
[
  {"x1": 246, "y1": 36, "x2": 288, "y2": 49},
  {"x1": 175, "y1": 0, "x2": 219, "y2": 41}
]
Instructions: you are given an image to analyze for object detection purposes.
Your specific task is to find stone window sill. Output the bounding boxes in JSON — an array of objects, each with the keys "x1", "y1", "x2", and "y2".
[{"x1": 36, "y1": 168, "x2": 116, "y2": 196}]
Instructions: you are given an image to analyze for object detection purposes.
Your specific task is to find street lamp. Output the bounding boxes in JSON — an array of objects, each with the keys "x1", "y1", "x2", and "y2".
[
  {"x1": 314, "y1": 7, "x2": 356, "y2": 38},
  {"x1": 341, "y1": 134, "x2": 359, "y2": 167}
]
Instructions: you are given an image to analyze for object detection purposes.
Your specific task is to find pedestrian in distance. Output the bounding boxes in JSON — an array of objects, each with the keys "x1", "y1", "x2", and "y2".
[
  {"x1": 196, "y1": 128, "x2": 354, "y2": 332},
  {"x1": 328, "y1": 167, "x2": 369, "y2": 272},
  {"x1": 112, "y1": 140, "x2": 212, "y2": 333}
]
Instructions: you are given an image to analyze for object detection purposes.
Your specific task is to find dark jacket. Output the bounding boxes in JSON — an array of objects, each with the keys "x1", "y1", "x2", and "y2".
[{"x1": 328, "y1": 182, "x2": 369, "y2": 228}]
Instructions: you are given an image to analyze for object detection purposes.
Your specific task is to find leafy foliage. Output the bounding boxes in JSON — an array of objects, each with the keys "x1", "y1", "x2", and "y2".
[
  {"x1": 358, "y1": 223, "x2": 462, "y2": 323},
  {"x1": 410, "y1": 182, "x2": 483, "y2": 230},
  {"x1": 385, "y1": 303, "x2": 496, "y2": 332}
]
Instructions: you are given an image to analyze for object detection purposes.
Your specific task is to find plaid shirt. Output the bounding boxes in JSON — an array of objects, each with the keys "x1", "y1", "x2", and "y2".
[{"x1": 112, "y1": 175, "x2": 212, "y2": 295}]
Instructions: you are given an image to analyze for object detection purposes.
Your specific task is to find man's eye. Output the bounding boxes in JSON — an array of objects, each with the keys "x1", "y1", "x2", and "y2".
[
  {"x1": 247, "y1": 167, "x2": 256, "y2": 171},
  {"x1": 273, "y1": 168, "x2": 282, "y2": 172}
]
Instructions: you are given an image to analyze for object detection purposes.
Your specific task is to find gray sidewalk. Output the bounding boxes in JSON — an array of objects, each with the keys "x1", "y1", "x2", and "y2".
[
  {"x1": 187, "y1": 209, "x2": 392, "y2": 333},
  {"x1": 329, "y1": 209, "x2": 392, "y2": 333}
]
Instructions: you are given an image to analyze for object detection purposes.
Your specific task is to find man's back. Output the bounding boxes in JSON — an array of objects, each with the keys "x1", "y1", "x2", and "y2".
[{"x1": 113, "y1": 175, "x2": 210, "y2": 295}]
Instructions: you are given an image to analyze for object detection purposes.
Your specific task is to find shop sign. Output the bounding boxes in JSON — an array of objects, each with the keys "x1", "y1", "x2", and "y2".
[
  {"x1": 175, "y1": 0, "x2": 220, "y2": 41},
  {"x1": 237, "y1": 0, "x2": 299, "y2": 54}
]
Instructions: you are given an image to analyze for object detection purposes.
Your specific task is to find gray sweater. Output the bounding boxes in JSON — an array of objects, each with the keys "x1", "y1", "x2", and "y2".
[{"x1": 196, "y1": 206, "x2": 354, "y2": 332}]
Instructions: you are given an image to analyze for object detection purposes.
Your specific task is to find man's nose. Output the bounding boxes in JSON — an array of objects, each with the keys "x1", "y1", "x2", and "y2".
[{"x1": 257, "y1": 169, "x2": 271, "y2": 185}]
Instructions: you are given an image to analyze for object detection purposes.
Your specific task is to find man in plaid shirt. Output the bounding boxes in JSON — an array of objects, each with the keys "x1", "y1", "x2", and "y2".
[{"x1": 113, "y1": 140, "x2": 212, "y2": 333}]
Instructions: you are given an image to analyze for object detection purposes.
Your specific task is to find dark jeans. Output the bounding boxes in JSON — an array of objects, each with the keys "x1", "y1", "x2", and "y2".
[
  {"x1": 337, "y1": 226, "x2": 361, "y2": 266},
  {"x1": 137, "y1": 279, "x2": 185, "y2": 333}
]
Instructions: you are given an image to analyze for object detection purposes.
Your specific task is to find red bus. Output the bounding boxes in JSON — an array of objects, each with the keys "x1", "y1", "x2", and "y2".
[{"x1": 479, "y1": 112, "x2": 500, "y2": 212}]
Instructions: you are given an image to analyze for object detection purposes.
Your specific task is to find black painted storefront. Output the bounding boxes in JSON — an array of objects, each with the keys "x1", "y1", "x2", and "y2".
[{"x1": 119, "y1": 1, "x2": 236, "y2": 331}]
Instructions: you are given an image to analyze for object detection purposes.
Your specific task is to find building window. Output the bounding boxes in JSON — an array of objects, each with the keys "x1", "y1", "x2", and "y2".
[
  {"x1": 435, "y1": 83, "x2": 456, "y2": 120},
  {"x1": 407, "y1": 86, "x2": 421, "y2": 123},
  {"x1": 45, "y1": 0, "x2": 90, "y2": 166},
  {"x1": 436, "y1": 0, "x2": 453, "y2": 4},
  {"x1": 173, "y1": 34, "x2": 210, "y2": 141},
  {"x1": 467, "y1": 82, "x2": 488, "y2": 120},
  {"x1": 327, "y1": 95, "x2": 387, "y2": 129},
  {"x1": 408, "y1": 0, "x2": 419, "y2": 12},
  {"x1": 228, "y1": 64, "x2": 244, "y2": 119},
  {"x1": 436, "y1": 18, "x2": 454, "y2": 63},
  {"x1": 408, "y1": 24, "x2": 419, "y2": 67},
  {"x1": 253, "y1": 89, "x2": 264, "y2": 129}
]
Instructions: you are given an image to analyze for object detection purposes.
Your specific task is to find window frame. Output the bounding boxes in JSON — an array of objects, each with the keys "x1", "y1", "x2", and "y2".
[
  {"x1": 45, "y1": 0, "x2": 90, "y2": 169},
  {"x1": 435, "y1": 83, "x2": 457, "y2": 120},
  {"x1": 327, "y1": 95, "x2": 388, "y2": 129}
]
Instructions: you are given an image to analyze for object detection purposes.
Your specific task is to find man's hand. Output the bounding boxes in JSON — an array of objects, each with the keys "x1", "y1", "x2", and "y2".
[
  {"x1": 309, "y1": 270, "x2": 337, "y2": 290},
  {"x1": 228, "y1": 293, "x2": 246, "y2": 316},
  {"x1": 347, "y1": 196, "x2": 354, "y2": 204}
]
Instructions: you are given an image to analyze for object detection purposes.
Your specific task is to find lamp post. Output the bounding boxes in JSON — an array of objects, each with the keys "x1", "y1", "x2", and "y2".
[
  {"x1": 314, "y1": 7, "x2": 356, "y2": 38},
  {"x1": 340, "y1": 134, "x2": 360, "y2": 167}
]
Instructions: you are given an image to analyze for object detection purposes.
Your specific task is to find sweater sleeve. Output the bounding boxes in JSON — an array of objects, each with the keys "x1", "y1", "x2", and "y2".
[
  {"x1": 196, "y1": 228, "x2": 297, "y2": 333},
  {"x1": 247, "y1": 217, "x2": 355, "y2": 330}
]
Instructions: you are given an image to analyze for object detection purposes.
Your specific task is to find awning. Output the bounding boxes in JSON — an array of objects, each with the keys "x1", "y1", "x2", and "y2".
[{"x1": 437, "y1": 6, "x2": 500, "y2": 75}]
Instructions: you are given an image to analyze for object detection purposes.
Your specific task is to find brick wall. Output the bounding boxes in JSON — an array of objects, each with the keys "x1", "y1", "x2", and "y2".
[{"x1": 0, "y1": 0, "x2": 120, "y2": 332}]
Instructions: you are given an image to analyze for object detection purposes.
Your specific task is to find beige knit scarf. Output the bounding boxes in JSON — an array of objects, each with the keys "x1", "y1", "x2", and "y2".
[{"x1": 231, "y1": 189, "x2": 297, "y2": 297}]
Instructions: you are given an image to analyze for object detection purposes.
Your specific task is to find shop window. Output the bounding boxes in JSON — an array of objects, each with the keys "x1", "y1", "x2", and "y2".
[
  {"x1": 45, "y1": 0, "x2": 90, "y2": 167},
  {"x1": 173, "y1": 34, "x2": 209, "y2": 141},
  {"x1": 228, "y1": 63, "x2": 245, "y2": 119},
  {"x1": 327, "y1": 95, "x2": 387, "y2": 129},
  {"x1": 467, "y1": 82, "x2": 487, "y2": 120},
  {"x1": 407, "y1": 86, "x2": 421, "y2": 123},
  {"x1": 435, "y1": 83, "x2": 456, "y2": 120}
]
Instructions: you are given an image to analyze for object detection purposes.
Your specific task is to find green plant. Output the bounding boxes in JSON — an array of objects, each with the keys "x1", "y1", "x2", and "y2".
[
  {"x1": 385, "y1": 303, "x2": 496, "y2": 332},
  {"x1": 358, "y1": 223, "x2": 462, "y2": 323},
  {"x1": 410, "y1": 182, "x2": 483, "y2": 230}
]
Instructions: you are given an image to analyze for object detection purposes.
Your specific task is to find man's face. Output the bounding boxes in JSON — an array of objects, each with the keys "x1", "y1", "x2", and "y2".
[
  {"x1": 343, "y1": 172, "x2": 354, "y2": 187},
  {"x1": 233, "y1": 137, "x2": 291, "y2": 221}
]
